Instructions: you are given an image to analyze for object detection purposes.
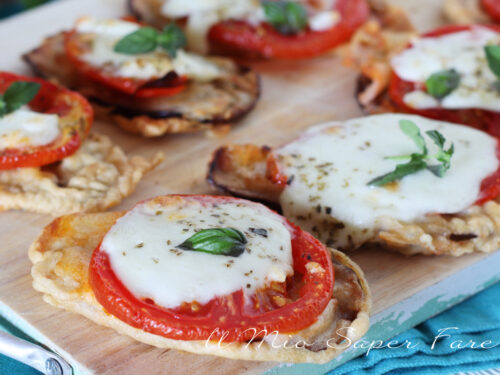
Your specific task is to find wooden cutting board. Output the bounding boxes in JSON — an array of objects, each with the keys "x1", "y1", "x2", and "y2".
[{"x1": 0, "y1": 1, "x2": 499, "y2": 374}]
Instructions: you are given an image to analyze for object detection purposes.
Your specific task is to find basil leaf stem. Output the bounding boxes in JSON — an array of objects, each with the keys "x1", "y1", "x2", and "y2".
[
  {"x1": 0, "y1": 81, "x2": 40, "y2": 118},
  {"x1": 262, "y1": 1, "x2": 308, "y2": 35},
  {"x1": 425, "y1": 69, "x2": 460, "y2": 99},
  {"x1": 177, "y1": 228, "x2": 247, "y2": 257},
  {"x1": 114, "y1": 23, "x2": 186, "y2": 57},
  {"x1": 368, "y1": 120, "x2": 455, "y2": 186},
  {"x1": 367, "y1": 154, "x2": 427, "y2": 187}
]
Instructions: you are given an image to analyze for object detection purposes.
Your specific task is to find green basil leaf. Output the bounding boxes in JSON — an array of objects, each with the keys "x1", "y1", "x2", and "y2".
[
  {"x1": 485, "y1": 45, "x2": 500, "y2": 80},
  {"x1": 157, "y1": 23, "x2": 187, "y2": 58},
  {"x1": 367, "y1": 154, "x2": 427, "y2": 187},
  {"x1": 400, "y1": 119, "x2": 427, "y2": 154},
  {"x1": 427, "y1": 164, "x2": 446, "y2": 177},
  {"x1": 425, "y1": 130, "x2": 445, "y2": 149},
  {"x1": 2, "y1": 81, "x2": 40, "y2": 116},
  {"x1": 177, "y1": 228, "x2": 247, "y2": 257},
  {"x1": 262, "y1": 1, "x2": 307, "y2": 35},
  {"x1": 425, "y1": 69, "x2": 460, "y2": 99},
  {"x1": 114, "y1": 27, "x2": 158, "y2": 54}
]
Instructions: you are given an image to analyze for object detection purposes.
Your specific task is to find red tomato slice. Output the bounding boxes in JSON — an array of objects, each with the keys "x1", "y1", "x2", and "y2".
[
  {"x1": 64, "y1": 30, "x2": 187, "y2": 97},
  {"x1": 482, "y1": 0, "x2": 500, "y2": 23},
  {"x1": 388, "y1": 24, "x2": 500, "y2": 137},
  {"x1": 208, "y1": 0, "x2": 369, "y2": 59},
  {"x1": 476, "y1": 140, "x2": 500, "y2": 205},
  {"x1": 0, "y1": 72, "x2": 93, "y2": 170},
  {"x1": 89, "y1": 195, "x2": 334, "y2": 342}
]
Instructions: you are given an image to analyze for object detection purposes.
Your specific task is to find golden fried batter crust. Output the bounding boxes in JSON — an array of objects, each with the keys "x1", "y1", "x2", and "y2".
[
  {"x1": 341, "y1": 0, "x2": 416, "y2": 108},
  {"x1": 442, "y1": 0, "x2": 492, "y2": 24},
  {"x1": 0, "y1": 133, "x2": 163, "y2": 215},
  {"x1": 208, "y1": 144, "x2": 500, "y2": 256},
  {"x1": 29, "y1": 211, "x2": 370, "y2": 363}
]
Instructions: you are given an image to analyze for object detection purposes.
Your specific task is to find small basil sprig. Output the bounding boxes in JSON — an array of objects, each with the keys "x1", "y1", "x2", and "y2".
[
  {"x1": 177, "y1": 228, "x2": 247, "y2": 257},
  {"x1": 114, "y1": 23, "x2": 186, "y2": 57},
  {"x1": 368, "y1": 120, "x2": 455, "y2": 187},
  {"x1": 485, "y1": 45, "x2": 500, "y2": 83},
  {"x1": 262, "y1": 1, "x2": 307, "y2": 35},
  {"x1": 425, "y1": 69, "x2": 460, "y2": 99},
  {"x1": 0, "y1": 81, "x2": 40, "y2": 118}
]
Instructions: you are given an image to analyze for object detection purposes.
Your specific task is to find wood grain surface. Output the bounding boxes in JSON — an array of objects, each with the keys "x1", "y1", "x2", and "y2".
[{"x1": 0, "y1": 0, "x2": 496, "y2": 374}]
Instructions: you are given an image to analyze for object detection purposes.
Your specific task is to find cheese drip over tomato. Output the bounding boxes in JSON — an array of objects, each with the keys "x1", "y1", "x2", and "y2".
[
  {"x1": 0, "y1": 107, "x2": 59, "y2": 151},
  {"x1": 101, "y1": 197, "x2": 293, "y2": 309},
  {"x1": 275, "y1": 114, "x2": 499, "y2": 249},
  {"x1": 391, "y1": 27, "x2": 500, "y2": 112},
  {"x1": 75, "y1": 17, "x2": 223, "y2": 81},
  {"x1": 161, "y1": 0, "x2": 341, "y2": 53}
]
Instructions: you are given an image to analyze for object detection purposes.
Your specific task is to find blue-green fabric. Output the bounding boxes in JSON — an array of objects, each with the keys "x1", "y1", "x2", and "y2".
[
  {"x1": 2, "y1": 282, "x2": 499, "y2": 374},
  {"x1": 331, "y1": 281, "x2": 500, "y2": 375},
  {"x1": 0, "y1": 317, "x2": 42, "y2": 374}
]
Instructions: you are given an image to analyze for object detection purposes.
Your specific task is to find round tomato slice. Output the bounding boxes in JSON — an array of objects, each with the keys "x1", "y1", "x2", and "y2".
[
  {"x1": 0, "y1": 72, "x2": 92, "y2": 170},
  {"x1": 388, "y1": 25, "x2": 500, "y2": 138},
  {"x1": 476, "y1": 140, "x2": 500, "y2": 205},
  {"x1": 89, "y1": 195, "x2": 334, "y2": 342},
  {"x1": 64, "y1": 30, "x2": 187, "y2": 97},
  {"x1": 208, "y1": 0, "x2": 369, "y2": 59},
  {"x1": 482, "y1": 0, "x2": 500, "y2": 23}
]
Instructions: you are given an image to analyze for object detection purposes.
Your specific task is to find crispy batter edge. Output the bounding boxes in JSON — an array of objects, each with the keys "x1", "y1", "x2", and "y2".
[
  {"x1": 29, "y1": 212, "x2": 370, "y2": 364},
  {"x1": 0, "y1": 133, "x2": 163, "y2": 215},
  {"x1": 208, "y1": 144, "x2": 500, "y2": 256}
]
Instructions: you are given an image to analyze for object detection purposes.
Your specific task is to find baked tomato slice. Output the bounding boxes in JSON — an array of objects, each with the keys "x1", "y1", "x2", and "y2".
[
  {"x1": 208, "y1": 0, "x2": 369, "y2": 59},
  {"x1": 482, "y1": 0, "x2": 500, "y2": 23},
  {"x1": 64, "y1": 30, "x2": 187, "y2": 97},
  {"x1": 89, "y1": 195, "x2": 334, "y2": 342},
  {"x1": 0, "y1": 72, "x2": 92, "y2": 170},
  {"x1": 388, "y1": 25, "x2": 500, "y2": 137}
]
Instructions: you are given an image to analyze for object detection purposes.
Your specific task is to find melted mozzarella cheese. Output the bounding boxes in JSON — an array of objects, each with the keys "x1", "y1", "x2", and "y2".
[
  {"x1": 75, "y1": 17, "x2": 223, "y2": 81},
  {"x1": 161, "y1": 0, "x2": 340, "y2": 53},
  {"x1": 0, "y1": 107, "x2": 59, "y2": 151},
  {"x1": 101, "y1": 197, "x2": 293, "y2": 309},
  {"x1": 276, "y1": 114, "x2": 499, "y2": 249},
  {"x1": 391, "y1": 27, "x2": 500, "y2": 112}
]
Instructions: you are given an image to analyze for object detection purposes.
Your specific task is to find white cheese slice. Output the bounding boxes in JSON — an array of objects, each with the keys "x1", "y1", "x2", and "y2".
[
  {"x1": 101, "y1": 197, "x2": 293, "y2": 309},
  {"x1": 391, "y1": 26, "x2": 500, "y2": 112},
  {"x1": 276, "y1": 114, "x2": 499, "y2": 249},
  {"x1": 75, "y1": 17, "x2": 223, "y2": 82},
  {"x1": 161, "y1": 0, "x2": 340, "y2": 53},
  {"x1": 0, "y1": 107, "x2": 59, "y2": 151}
]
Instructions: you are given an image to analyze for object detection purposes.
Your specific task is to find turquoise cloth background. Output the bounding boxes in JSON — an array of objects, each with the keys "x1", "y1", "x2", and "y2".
[{"x1": 1, "y1": 282, "x2": 499, "y2": 375}]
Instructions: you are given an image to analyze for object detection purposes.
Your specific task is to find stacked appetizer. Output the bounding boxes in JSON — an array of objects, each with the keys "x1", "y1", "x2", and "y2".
[
  {"x1": 29, "y1": 194, "x2": 370, "y2": 363},
  {"x1": 24, "y1": 17, "x2": 259, "y2": 137},
  {"x1": 0, "y1": 72, "x2": 161, "y2": 215},
  {"x1": 209, "y1": 114, "x2": 500, "y2": 256},
  {"x1": 354, "y1": 25, "x2": 500, "y2": 136},
  {"x1": 130, "y1": 0, "x2": 371, "y2": 58}
]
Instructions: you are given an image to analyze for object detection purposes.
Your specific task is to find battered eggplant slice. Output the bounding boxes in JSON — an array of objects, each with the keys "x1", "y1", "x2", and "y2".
[
  {"x1": 23, "y1": 33, "x2": 259, "y2": 137},
  {"x1": 0, "y1": 133, "x2": 163, "y2": 215},
  {"x1": 29, "y1": 211, "x2": 371, "y2": 363},
  {"x1": 129, "y1": 0, "x2": 168, "y2": 30},
  {"x1": 341, "y1": 0, "x2": 416, "y2": 113},
  {"x1": 442, "y1": 0, "x2": 492, "y2": 24},
  {"x1": 208, "y1": 143, "x2": 500, "y2": 256}
]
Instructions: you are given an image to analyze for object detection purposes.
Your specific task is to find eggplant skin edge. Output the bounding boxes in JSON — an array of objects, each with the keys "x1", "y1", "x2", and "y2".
[{"x1": 22, "y1": 33, "x2": 261, "y2": 137}]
